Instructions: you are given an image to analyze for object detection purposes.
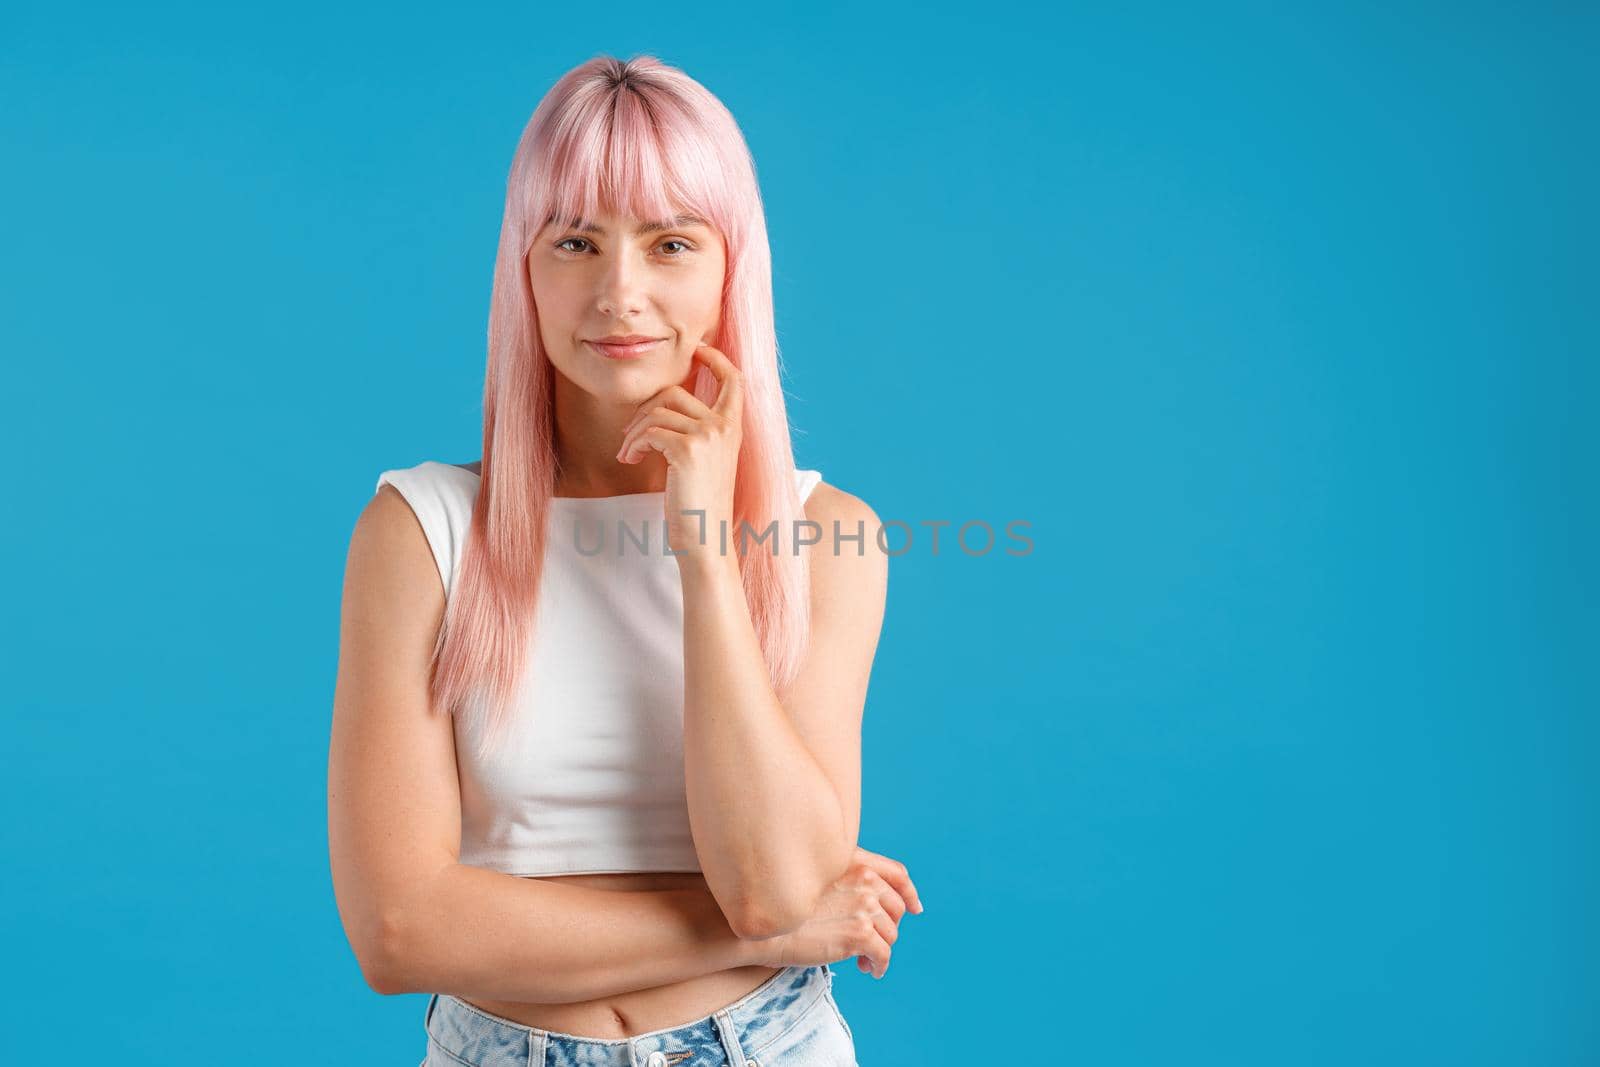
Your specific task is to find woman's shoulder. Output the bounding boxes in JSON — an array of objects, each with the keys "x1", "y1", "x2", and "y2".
[
  {"x1": 373, "y1": 460, "x2": 481, "y2": 513},
  {"x1": 374, "y1": 458, "x2": 480, "y2": 487},
  {"x1": 801, "y1": 475, "x2": 879, "y2": 532},
  {"x1": 800, "y1": 475, "x2": 887, "y2": 587},
  {"x1": 368, "y1": 459, "x2": 481, "y2": 596},
  {"x1": 798, "y1": 476, "x2": 888, "y2": 640}
]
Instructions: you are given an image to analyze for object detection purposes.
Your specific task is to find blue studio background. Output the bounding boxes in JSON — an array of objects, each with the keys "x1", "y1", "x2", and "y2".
[{"x1": 3, "y1": 2, "x2": 1593, "y2": 1064}]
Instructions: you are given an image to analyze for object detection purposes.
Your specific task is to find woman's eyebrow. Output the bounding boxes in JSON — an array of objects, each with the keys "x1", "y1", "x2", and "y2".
[{"x1": 547, "y1": 213, "x2": 710, "y2": 235}]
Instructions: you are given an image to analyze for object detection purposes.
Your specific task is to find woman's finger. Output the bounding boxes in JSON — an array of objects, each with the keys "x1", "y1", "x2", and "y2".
[
  {"x1": 854, "y1": 846, "x2": 923, "y2": 914},
  {"x1": 872, "y1": 874, "x2": 907, "y2": 923},
  {"x1": 622, "y1": 386, "x2": 714, "y2": 439},
  {"x1": 694, "y1": 344, "x2": 743, "y2": 425},
  {"x1": 871, "y1": 903, "x2": 900, "y2": 948},
  {"x1": 860, "y1": 933, "x2": 891, "y2": 979},
  {"x1": 618, "y1": 426, "x2": 689, "y2": 465},
  {"x1": 618, "y1": 409, "x2": 697, "y2": 462}
]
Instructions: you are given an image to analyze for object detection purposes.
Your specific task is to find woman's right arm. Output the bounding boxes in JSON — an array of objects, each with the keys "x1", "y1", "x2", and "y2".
[{"x1": 328, "y1": 485, "x2": 763, "y2": 1003}]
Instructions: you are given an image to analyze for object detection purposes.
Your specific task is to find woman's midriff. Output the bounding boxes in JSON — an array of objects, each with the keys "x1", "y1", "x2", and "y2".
[{"x1": 456, "y1": 870, "x2": 782, "y2": 1039}]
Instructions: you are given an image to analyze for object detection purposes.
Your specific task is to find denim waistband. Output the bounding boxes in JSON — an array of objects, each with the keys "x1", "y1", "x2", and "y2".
[{"x1": 424, "y1": 963, "x2": 833, "y2": 1067}]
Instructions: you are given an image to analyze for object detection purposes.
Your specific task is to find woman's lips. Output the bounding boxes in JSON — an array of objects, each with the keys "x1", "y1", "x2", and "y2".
[{"x1": 586, "y1": 339, "x2": 664, "y2": 359}]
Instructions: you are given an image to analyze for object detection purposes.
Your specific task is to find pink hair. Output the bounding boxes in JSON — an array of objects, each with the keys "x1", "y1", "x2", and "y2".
[{"x1": 429, "y1": 54, "x2": 813, "y2": 761}]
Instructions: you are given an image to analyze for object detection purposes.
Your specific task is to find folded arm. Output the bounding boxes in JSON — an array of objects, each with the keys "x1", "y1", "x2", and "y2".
[
  {"x1": 330, "y1": 486, "x2": 758, "y2": 1000},
  {"x1": 363, "y1": 865, "x2": 756, "y2": 1001}
]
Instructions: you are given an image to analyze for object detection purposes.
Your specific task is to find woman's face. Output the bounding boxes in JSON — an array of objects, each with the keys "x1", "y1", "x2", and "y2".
[{"x1": 527, "y1": 208, "x2": 727, "y2": 402}]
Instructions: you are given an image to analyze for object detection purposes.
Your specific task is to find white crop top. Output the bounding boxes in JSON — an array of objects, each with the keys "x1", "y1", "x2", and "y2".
[{"x1": 373, "y1": 460, "x2": 825, "y2": 878}]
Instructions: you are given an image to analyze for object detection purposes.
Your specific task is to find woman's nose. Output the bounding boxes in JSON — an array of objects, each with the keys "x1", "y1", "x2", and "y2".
[{"x1": 596, "y1": 256, "x2": 647, "y2": 318}]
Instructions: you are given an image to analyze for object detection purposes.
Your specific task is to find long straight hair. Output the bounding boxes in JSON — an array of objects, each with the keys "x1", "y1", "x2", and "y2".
[{"x1": 431, "y1": 55, "x2": 812, "y2": 761}]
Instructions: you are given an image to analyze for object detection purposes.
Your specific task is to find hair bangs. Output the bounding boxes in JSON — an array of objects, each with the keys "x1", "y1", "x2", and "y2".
[{"x1": 524, "y1": 79, "x2": 734, "y2": 254}]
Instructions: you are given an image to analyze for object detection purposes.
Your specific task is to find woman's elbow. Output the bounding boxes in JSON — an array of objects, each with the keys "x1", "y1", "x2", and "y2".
[
  {"x1": 359, "y1": 906, "x2": 416, "y2": 996},
  {"x1": 731, "y1": 882, "x2": 821, "y2": 941}
]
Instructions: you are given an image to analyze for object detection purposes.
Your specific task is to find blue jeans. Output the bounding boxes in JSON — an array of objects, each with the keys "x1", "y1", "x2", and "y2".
[{"x1": 420, "y1": 963, "x2": 858, "y2": 1066}]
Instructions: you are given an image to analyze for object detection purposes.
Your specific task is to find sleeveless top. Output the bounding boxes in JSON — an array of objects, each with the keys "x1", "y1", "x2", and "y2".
[{"x1": 373, "y1": 460, "x2": 825, "y2": 878}]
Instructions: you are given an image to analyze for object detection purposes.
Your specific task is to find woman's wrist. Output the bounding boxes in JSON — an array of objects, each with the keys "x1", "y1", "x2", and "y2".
[{"x1": 674, "y1": 540, "x2": 743, "y2": 585}]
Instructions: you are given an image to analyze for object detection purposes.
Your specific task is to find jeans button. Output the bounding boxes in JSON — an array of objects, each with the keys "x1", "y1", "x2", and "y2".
[{"x1": 646, "y1": 1053, "x2": 667, "y2": 1067}]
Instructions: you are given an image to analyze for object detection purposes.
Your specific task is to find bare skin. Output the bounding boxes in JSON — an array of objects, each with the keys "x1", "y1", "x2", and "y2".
[{"x1": 456, "y1": 872, "x2": 782, "y2": 1037}]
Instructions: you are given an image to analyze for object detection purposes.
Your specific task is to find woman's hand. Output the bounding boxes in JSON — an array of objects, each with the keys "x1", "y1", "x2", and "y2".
[
  {"x1": 616, "y1": 343, "x2": 742, "y2": 563},
  {"x1": 745, "y1": 846, "x2": 924, "y2": 979}
]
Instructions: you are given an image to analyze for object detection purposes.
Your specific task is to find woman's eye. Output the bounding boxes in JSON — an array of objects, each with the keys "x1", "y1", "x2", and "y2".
[{"x1": 554, "y1": 237, "x2": 692, "y2": 256}]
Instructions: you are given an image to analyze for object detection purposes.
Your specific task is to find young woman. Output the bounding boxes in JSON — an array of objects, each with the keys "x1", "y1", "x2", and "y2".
[{"x1": 328, "y1": 55, "x2": 922, "y2": 1066}]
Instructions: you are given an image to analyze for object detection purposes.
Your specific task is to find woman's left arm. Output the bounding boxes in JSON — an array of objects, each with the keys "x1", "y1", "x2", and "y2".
[
  {"x1": 677, "y1": 487, "x2": 888, "y2": 941},
  {"x1": 614, "y1": 344, "x2": 889, "y2": 940}
]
